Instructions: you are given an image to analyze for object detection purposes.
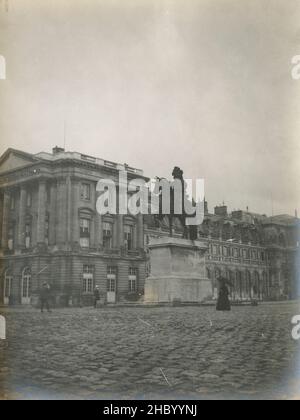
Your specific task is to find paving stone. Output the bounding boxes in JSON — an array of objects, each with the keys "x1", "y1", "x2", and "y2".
[{"x1": 0, "y1": 302, "x2": 299, "y2": 399}]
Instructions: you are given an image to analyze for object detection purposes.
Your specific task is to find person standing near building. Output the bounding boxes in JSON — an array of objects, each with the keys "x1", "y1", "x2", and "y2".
[
  {"x1": 40, "y1": 282, "x2": 52, "y2": 313},
  {"x1": 216, "y1": 277, "x2": 231, "y2": 311},
  {"x1": 93, "y1": 286, "x2": 101, "y2": 308}
]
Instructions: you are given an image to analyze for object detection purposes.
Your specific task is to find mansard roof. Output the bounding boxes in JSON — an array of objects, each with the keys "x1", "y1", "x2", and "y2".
[{"x1": 262, "y1": 214, "x2": 299, "y2": 227}]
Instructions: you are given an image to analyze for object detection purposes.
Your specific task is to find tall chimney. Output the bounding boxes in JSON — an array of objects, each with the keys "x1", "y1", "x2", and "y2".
[
  {"x1": 214, "y1": 205, "x2": 228, "y2": 217},
  {"x1": 52, "y1": 146, "x2": 65, "y2": 155},
  {"x1": 204, "y1": 198, "x2": 208, "y2": 215}
]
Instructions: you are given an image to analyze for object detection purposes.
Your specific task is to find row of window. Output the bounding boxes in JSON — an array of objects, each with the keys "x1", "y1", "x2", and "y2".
[
  {"x1": 210, "y1": 244, "x2": 265, "y2": 261},
  {"x1": 208, "y1": 268, "x2": 269, "y2": 299},
  {"x1": 82, "y1": 265, "x2": 138, "y2": 293},
  {"x1": 82, "y1": 266, "x2": 138, "y2": 276},
  {"x1": 5, "y1": 218, "x2": 132, "y2": 251},
  {"x1": 207, "y1": 267, "x2": 267, "y2": 284},
  {"x1": 83, "y1": 278, "x2": 138, "y2": 293},
  {"x1": 2, "y1": 266, "x2": 139, "y2": 300},
  {"x1": 6, "y1": 220, "x2": 49, "y2": 251},
  {"x1": 3, "y1": 268, "x2": 31, "y2": 303},
  {"x1": 80, "y1": 218, "x2": 134, "y2": 250}
]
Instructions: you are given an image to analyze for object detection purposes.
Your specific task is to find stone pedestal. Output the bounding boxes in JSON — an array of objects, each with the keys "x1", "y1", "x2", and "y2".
[{"x1": 144, "y1": 237, "x2": 211, "y2": 304}]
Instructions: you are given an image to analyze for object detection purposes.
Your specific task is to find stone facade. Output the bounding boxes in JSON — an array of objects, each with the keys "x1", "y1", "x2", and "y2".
[
  {"x1": 144, "y1": 208, "x2": 300, "y2": 302},
  {"x1": 0, "y1": 148, "x2": 146, "y2": 306},
  {"x1": 0, "y1": 147, "x2": 299, "y2": 305}
]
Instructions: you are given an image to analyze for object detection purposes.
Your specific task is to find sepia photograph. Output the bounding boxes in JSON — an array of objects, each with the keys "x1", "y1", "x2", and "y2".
[{"x1": 0, "y1": 0, "x2": 299, "y2": 402}]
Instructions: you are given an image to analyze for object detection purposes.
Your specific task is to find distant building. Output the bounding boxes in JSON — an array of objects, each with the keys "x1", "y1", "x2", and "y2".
[
  {"x1": 145, "y1": 206, "x2": 300, "y2": 301},
  {"x1": 0, "y1": 147, "x2": 299, "y2": 305}
]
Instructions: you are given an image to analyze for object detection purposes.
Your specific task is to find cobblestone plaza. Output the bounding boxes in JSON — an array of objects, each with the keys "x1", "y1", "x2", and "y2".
[{"x1": 0, "y1": 301, "x2": 299, "y2": 400}]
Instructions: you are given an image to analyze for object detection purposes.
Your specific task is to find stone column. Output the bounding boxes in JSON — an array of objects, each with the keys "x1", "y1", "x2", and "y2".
[
  {"x1": 17, "y1": 185, "x2": 27, "y2": 248},
  {"x1": 90, "y1": 216, "x2": 95, "y2": 248},
  {"x1": 137, "y1": 213, "x2": 144, "y2": 249},
  {"x1": 1, "y1": 190, "x2": 10, "y2": 250},
  {"x1": 49, "y1": 182, "x2": 57, "y2": 246},
  {"x1": 67, "y1": 176, "x2": 72, "y2": 244},
  {"x1": 95, "y1": 213, "x2": 103, "y2": 249},
  {"x1": 117, "y1": 214, "x2": 124, "y2": 248},
  {"x1": 37, "y1": 180, "x2": 47, "y2": 244},
  {"x1": 112, "y1": 218, "x2": 118, "y2": 248},
  {"x1": 72, "y1": 180, "x2": 80, "y2": 245},
  {"x1": 133, "y1": 222, "x2": 137, "y2": 249},
  {"x1": 56, "y1": 179, "x2": 67, "y2": 244}
]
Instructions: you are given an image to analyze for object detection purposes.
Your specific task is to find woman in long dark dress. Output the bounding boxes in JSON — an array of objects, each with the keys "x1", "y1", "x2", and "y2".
[{"x1": 216, "y1": 277, "x2": 231, "y2": 311}]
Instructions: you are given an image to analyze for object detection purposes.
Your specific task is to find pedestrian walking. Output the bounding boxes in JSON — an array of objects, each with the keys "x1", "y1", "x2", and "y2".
[
  {"x1": 40, "y1": 282, "x2": 52, "y2": 313},
  {"x1": 93, "y1": 286, "x2": 101, "y2": 308}
]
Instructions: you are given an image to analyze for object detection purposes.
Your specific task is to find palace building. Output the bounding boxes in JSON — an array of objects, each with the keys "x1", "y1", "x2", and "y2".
[
  {"x1": 0, "y1": 147, "x2": 146, "y2": 306},
  {"x1": 145, "y1": 208, "x2": 300, "y2": 302},
  {"x1": 0, "y1": 147, "x2": 299, "y2": 306}
]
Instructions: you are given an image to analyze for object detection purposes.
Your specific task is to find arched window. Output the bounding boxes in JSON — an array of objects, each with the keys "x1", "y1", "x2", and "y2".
[
  {"x1": 3, "y1": 269, "x2": 12, "y2": 305},
  {"x1": 21, "y1": 267, "x2": 31, "y2": 304},
  {"x1": 226, "y1": 270, "x2": 234, "y2": 297},
  {"x1": 253, "y1": 271, "x2": 260, "y2": 299},
  {"x1": 245, "y1": 270, "x2": 251, "y2": 298},
  {"x1": 235, "y1": 271, "x2": 242, "y2": 298},
  {"x1": 262, "y1": 272, "x2": 268, "y2": 298}
]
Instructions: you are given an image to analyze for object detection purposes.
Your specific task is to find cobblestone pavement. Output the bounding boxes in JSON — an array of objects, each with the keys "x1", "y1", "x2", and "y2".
[{"x1": 0, "y1": 301, "x2": 299, "y2": 400}]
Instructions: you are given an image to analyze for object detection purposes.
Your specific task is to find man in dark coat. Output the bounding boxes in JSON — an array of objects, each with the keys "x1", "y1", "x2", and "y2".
[
  {"x1": 40, "y1": 282, "x2": 51, "y2": 313},
  {"x1": 216, "y1": 277, "x2": 231, "y2": 311},
  {"x1": 93, "y1": 286, "x2": 101, "y2": 308}
]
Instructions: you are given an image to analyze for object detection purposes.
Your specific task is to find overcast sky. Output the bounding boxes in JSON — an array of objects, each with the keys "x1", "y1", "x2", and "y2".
[{"x1": 0, "y1": 0, "x2": 299, "y2": 216}]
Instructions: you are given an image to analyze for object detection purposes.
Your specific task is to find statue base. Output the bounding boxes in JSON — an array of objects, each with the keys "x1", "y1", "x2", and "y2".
[{"x1": 144, "y1": 237, "x2": 212, "y2": 304}]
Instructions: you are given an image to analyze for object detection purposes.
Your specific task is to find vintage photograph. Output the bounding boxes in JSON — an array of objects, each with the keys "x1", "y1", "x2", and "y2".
[{"x1": 0, "y1": 0, "x2": 299, "y2": 401}]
